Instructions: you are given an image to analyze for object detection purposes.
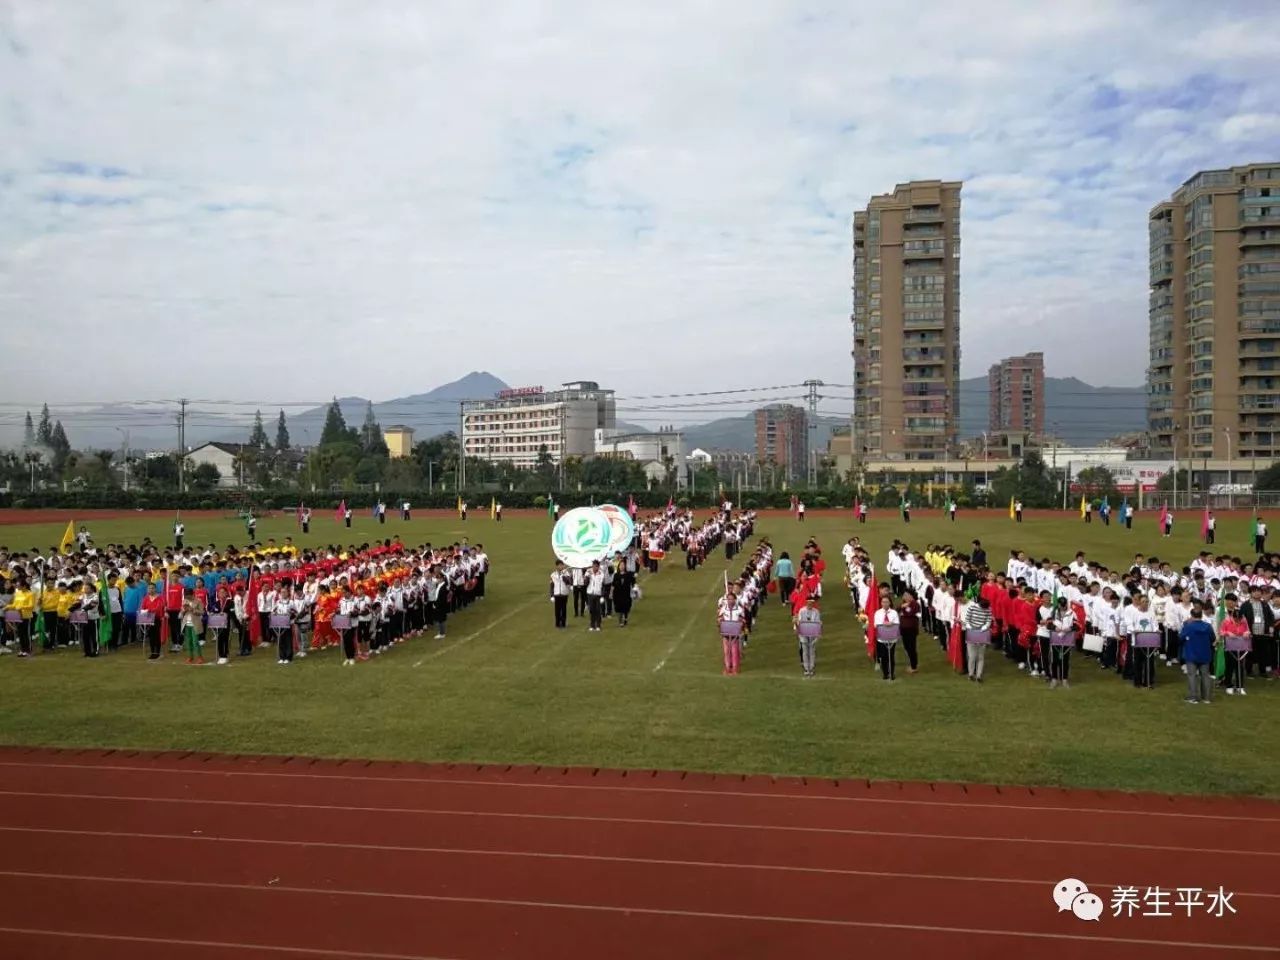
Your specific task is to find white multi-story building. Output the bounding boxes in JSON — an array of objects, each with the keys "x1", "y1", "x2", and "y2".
[
  {"x1": 462, "y1": 381, "x2": 616, "y2": 468},
  {"x1": 595, "y1": 428, "x2": 686, "y2": 488}
]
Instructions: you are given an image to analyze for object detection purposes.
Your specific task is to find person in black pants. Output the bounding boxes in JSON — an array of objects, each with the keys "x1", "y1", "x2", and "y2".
[
  {"x1": 898, "y1": 589, "x2": 921, "y2": 674},
  {"x1": 550, "y1": 562, "x2": 570, "y2": 628},
  {"x1": 571, "y1": 567, "x2": 586, "y2": 618},
  {"x1": 585, "y1": 560, "x2": 605, "y2": 632},
  {"x1": 1240, "y1": 587, "x2": 1275, "y2": 678},
  {"x1": 612, "y1": 564, "x2": 632, "y2": 626},
  {"x1": 210, "y1": 584, "x2": 232, "y2": 663}
]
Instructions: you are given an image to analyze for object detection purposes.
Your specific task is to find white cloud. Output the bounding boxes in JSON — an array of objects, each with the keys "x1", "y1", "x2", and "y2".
[
  {"x1": 0, "y1": 0, "x2": 1278, "y2": 425},
  {"x1": 1220, "y1": 113, "x2": 1280, "y2": 142}
]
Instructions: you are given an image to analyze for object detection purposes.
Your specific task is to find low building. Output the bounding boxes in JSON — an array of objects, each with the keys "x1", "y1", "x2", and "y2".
[
  {"x1": 384, "y1": 425, "x2": 415, "y2": 459},
  {"x1": 595, "y1": 429, "x2": 685, "y2": 487},
  {"x1": 181, "y1": 442, "x2": 245, "y2": 487}
]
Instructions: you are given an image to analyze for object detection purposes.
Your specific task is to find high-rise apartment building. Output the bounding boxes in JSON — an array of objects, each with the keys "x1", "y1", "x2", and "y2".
[
  {"x1": 852, "y1": 180, "x2": 962, "y2": 461},
  {"x1": 1148, "y1": 163, "x2": 1280, "y2": 460},
  {"x1": 989, "y1": 352, "x2": 1045, "y2": 435},
  {"x1": 754, "y1": 404, "x2": 807, "y2": 480}
]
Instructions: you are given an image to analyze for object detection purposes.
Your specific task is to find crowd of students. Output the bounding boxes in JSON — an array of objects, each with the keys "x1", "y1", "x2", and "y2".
[
  {"x1": 1, "y1": 533, "x2": 491, "y2": 668},
  {"x1": 845, "y1": 537, "x2": 1278, "y2": 700}
]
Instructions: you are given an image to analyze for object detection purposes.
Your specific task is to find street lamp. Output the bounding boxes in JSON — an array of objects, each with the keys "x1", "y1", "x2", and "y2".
[{"x1": 1224, "y1": 426, "x2": 1233, "y2": 510}]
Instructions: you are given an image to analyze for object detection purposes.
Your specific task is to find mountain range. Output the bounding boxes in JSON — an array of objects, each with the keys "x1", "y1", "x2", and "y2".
[{"x1": 3, "y1": 372, "x2": 1145, "y2": 455}]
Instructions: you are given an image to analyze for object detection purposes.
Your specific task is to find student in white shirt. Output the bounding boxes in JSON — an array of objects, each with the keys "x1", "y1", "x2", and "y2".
[
  {"x1": 872, "y1": 595, "x2": 901, "y2": 681},
  {"x1": 585, "y1": 560, "x2": 605, "y2": 632}
]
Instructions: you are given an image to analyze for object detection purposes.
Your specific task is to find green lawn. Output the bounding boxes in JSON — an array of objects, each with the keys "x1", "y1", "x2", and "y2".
[{"x1": 0, "y1": 509, "x2": 1275, "y2": 797}]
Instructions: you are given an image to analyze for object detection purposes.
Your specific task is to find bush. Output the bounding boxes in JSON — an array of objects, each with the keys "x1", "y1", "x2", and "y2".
[
  {"x1": 199, "y1": 500, "x2": 215, "y2": 510},
  {"x1": 812, "y1": 496, "x2": 829, "y2": 509}
]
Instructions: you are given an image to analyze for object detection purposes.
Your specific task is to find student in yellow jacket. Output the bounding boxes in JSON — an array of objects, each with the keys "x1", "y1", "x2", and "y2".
[
  {"x1": 56, "y1": 586, "x2": 76, "y2": 648},
  {"x1": 41, "y1": 585, "x2": 61, "y2": 652},
  {"x1": 3, "y1": 580, "x2": 35, "y2": 657}
]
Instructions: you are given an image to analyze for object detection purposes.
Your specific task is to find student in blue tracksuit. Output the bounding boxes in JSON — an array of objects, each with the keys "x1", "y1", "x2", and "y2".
[{"x1": 122, "y1": 576, "x2": 147, "y2": 647}]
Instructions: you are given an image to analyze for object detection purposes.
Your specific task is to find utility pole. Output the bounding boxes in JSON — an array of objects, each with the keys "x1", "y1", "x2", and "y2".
[
  {"x1": 177, "y1": 398, "x2": 188, "y2": 492},
  {"x1": 458, "y1": 401, "x2": 466, "y2": 493},
  {"x1": 803, "y1": 379, "x2": 823, "y2": 487}
]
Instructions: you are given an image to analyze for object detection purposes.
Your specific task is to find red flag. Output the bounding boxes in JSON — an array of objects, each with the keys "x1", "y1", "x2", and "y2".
[
  {"x1": 335, "y1": 499, "x2": 346, "y2": 522},
  {"x1": 947, "y1": 619, "x2": 965, "y2": 672},
  {"x1": 1158, "y1": 502, "x2": 1168, "y2": 531},
  {"x1": 627, "y1": 493, "x2": 636, "y2": 517},
  {"x1": 244, "y1": 569, "x2": 261, "y2": 647},
  {"x1": 297, "y1": 502, "x2": 304, "y2": 525},
  {"x1": 666, "y1": 495, "x2": 673, "y2": 510},
  {"x1": 1201, "y1": 504, "x2": 1210, "y2": 541},
  {"x1": 853, "y1": 496, "x2": 860, "y2": 515},
  {"x1": 863, "y1": 579, "x2": 878, "y2": 658}
]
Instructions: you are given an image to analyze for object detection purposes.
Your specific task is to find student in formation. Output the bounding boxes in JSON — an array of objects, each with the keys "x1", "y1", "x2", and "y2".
[
  {"x1": 963, "y1": 595, "x2": 992, "y2": 683},
  {"x1": 585, "y1": 560, "x2": 605, "y2": 631},
  {"x1": 611, "y1": 556, "x2": 633, "y2": 626},
  {"x1": 872, "y1": 594, "x2": 900, "y2": 680},
  {"x1": 141, "y1": 581, "x2": 166, "y2": 660},
  {"x1": 76, "y1": 580, "x2": 101, "y2": 657},
  {"x1": 549, "y1": 561, "x2": 571, "y2": 628},
  {"x1": 1179, "y1": 604, "x2": 1215, "y2": 703},
  {"x1": 716, "y1": 585, "x2": 745, "y2": 676},
  {"x1": 209, "y1": 582, "x2": 232, "y2": 664},
  {"x1": 1218, "y1": 598, "x2": 1251, "y2": 695},
  {"x1": 180, "y1": 587, "x2": 204, "y2": 664},
  {"x1": 794, "y1": 594, "x2": 821, "y2": 678},
  {"x1": 897, "y1": 588, "x2": 921, "y2": 674}
]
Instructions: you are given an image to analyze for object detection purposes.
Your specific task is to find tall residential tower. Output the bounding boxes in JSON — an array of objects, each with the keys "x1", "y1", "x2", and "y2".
[
  {"x1": 852, "y1": 180, "x2": 962, "y2": 461},
  {"x1": 1148, "y1": 163, "x2": 1280, "y2": 461}
]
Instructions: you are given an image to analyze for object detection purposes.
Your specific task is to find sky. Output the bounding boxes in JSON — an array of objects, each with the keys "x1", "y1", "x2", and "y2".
[{"x1": 2, "y1": 0, "x2": 1280, "y2": 421}]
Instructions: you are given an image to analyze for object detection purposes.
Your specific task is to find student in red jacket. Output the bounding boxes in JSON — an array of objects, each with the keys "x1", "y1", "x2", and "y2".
[
  {"x1": 141, "y1": 583, "x2": 167, "y2": 661},
  {"x1": 164, "y1": 575, "x2": 184, "y2": 654}
]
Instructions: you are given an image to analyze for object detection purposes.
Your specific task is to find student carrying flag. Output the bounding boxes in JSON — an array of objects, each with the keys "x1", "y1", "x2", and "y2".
[{"x1": 59, "y1": 520, "x2": 75, "y2": 555}]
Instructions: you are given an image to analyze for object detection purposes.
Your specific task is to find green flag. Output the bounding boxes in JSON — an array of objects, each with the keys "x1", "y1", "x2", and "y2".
[
  {"x1": 547, "y1": 496, "x2": 555, "y2": 518},
  {"x1": 1212, "y1": 597, "x2": 1227, "y2": 680},
  {"x1": 98, "y1": 577, "x2": 113, "y2": 649},
  {"x1": 34, "y1": 584, "x2": 46, "y2": 650},
  {"x1": 899, "y1": 495, "x2": 906, "y2": 521},
  {"x1": 1250, "y1": 512, "x2": 1260, "y2": 552}
]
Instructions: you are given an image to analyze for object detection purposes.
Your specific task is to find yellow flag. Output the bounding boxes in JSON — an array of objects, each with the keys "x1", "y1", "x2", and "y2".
[
  {"x1": 1079, "y1": 495, "x2": 1087, "y2": 519},
  {"x1": 456, "y1": 495, "x2": 462, "y2": 517},
  {"x1": 59, "y1": 520, "x2": 75, "y2": 555},
  {"x1": 1008, "y1": 496, "x2": 1015, "y2": 520},
  {"x1": 490, "y1": 496, "x2": 496, "y2": 519}
]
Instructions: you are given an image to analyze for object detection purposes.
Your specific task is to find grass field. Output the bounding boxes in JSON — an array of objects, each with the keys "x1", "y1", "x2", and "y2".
[{"x1": 0, "y1": 508, "x2": 1275, "y2": 797}]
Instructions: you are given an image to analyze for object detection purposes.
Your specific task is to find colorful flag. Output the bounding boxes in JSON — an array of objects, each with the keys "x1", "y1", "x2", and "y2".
[
  {"x1": 863, "y1": 579, "x2": 878, "y2": 659},
  {"x1": 59, "y1": 520, "x2": 75, "y2": 555},
  {"x1": 1213, "y1": 597, "x2": 1227, "y2": 680},
  {"x1": 947, "y1": 618, "x2": 965, "y2": 672},
  {"x1": 335, "y1": 499, "x2": 346, "y2": 523},
  {"x1": 244, "y1": 569, "x2": 261, "y2": 647},
  {"x1": 97, "y1": 576, "x2": 112, "y2": 649},
  {"x1": 1201, "y1": 505, "x2": 1210, "y2": 542}
]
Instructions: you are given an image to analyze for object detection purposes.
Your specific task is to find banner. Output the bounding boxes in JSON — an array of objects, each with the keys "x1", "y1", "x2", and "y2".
[{"x1": 551, "y1": 507, "x2": 615, "y2": 568}]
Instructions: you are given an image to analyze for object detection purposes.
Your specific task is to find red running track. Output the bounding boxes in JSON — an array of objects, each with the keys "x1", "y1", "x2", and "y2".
[{"x1": 0, "y1": 747, "x2": 1277, "y2": 959}]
